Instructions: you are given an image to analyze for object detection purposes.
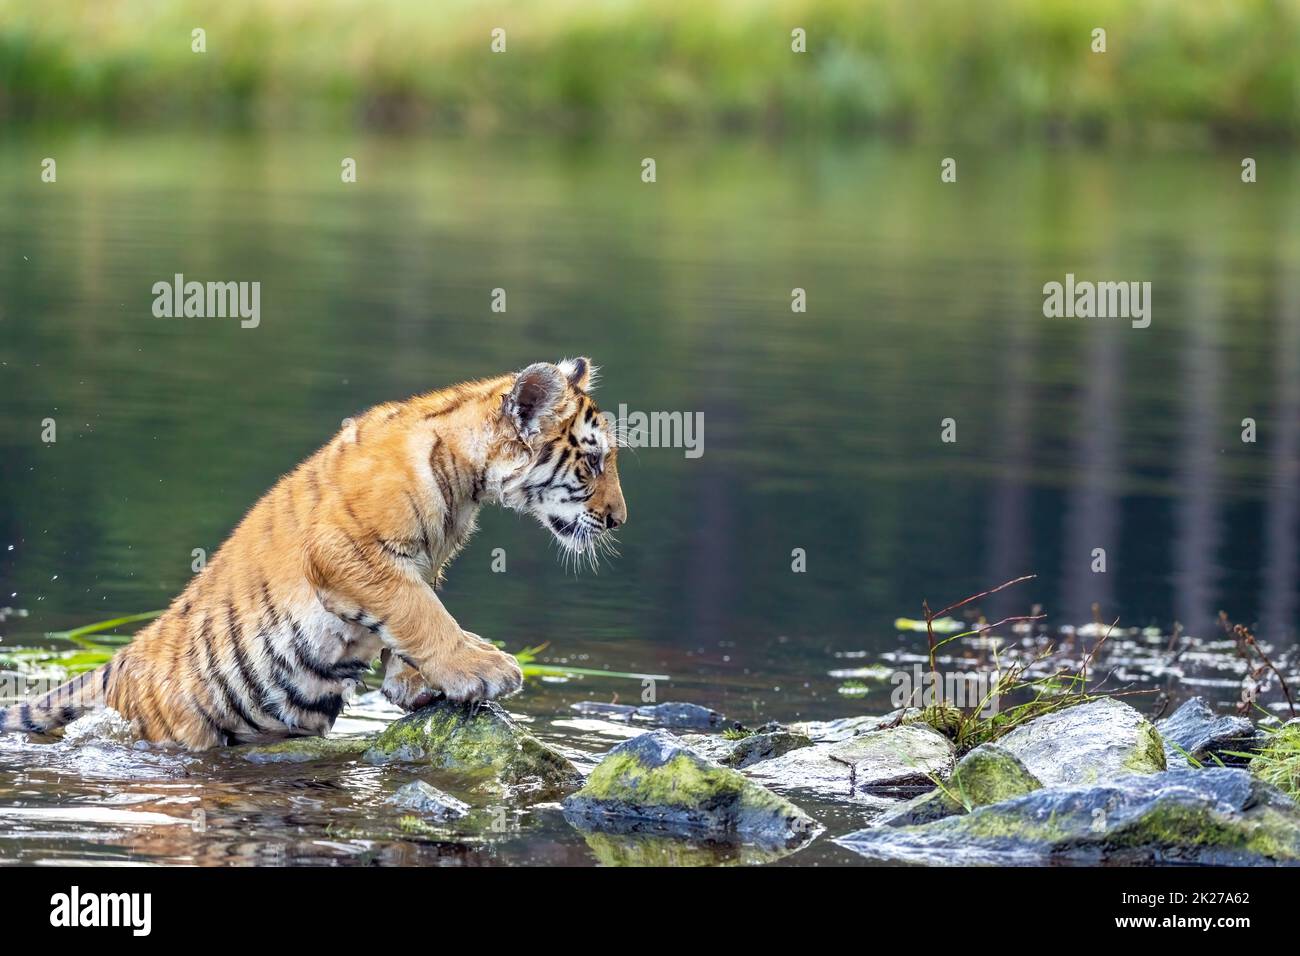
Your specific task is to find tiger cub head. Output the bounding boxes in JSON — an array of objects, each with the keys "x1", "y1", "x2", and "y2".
[{"x1": 500, "y1": 357, "x2": 627, "y2": 563}]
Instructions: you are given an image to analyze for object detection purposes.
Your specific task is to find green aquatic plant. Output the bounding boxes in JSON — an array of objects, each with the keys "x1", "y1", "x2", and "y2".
[
  {"x1": 1230, "y1": 722, "x2": 1300, "y2": 800},
  {"x1": 1, "y1": 615, "x2": 665, "y2": 687},
  {"x1": 836, "y1": 679, "x2": 869, "y2": 698},
  {"x1": 898, "y1": 574, "x2": 1137, "y2": 753}
]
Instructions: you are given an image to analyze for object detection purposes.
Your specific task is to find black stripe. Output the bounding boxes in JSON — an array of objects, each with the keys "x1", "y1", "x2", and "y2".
[
  {"x1": 259, "y1": 581, "x2": 282, "y2": 627},
  {"x1": 191, "y1": 694, "x2": 229, "y2": 744},
  {"x1": 180, "y1": 624, "x2": 228, "y2": 742},
  {"x1": 376, "y1": 538, "x2": 416, "y2": 560},
  {"x1": 19, "y1": 704, "x2": 42, "y2": 733},
  {"x1": 328, "y1": 659, "x2": 372, "y2": 679},
  {"x1": 271, "y1": 661, "x2": 343, "y2": 722},
  {"x1": 549, "y1": 515, "x2": 580, "y2": 536},
  {"x1": 535, "y1": 438, "x2": 559, "y2": 467},
  {"x1": 288, "y1": 617, "x2": 343, "y2": 680},
  {"x1": 199, "y1": 615, "x2": 267, "y2": 734},
  {"x1": 101, "y1": 661, "x2": 113, "y2": 696},
  {"x1": 524, "y1": 448, "x2": 571, "y2": 498},
  {"x1": 226, "y1": 602, "x2": 270, "y2": 711}
]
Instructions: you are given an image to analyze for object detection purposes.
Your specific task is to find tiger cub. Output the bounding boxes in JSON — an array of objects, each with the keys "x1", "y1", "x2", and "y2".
[{"x1": 0, "y1": 359, "x2": 626, "y2": 750}]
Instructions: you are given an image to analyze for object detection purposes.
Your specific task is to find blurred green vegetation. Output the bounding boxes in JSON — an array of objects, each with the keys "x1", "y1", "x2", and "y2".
[{"x1": 1, "y1": 0, "x2": 1297, "y2": 141}]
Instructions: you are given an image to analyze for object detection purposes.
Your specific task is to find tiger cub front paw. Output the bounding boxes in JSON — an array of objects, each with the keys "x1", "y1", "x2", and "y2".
[
  {"x1": 431, "y1": 637, "x2": 524, "y2": 704},
  {"x1": 381, "y1": 652, "x2": 439, "y2": 712}
]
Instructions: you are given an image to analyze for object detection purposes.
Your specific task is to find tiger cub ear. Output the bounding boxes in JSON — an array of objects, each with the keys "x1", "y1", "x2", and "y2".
[
  {"x1": 505, "y1": 362, "x2": 567, "y2": 437},
  {"x1": 557, "y1": 356, "x2": 597, "y2": 392}
]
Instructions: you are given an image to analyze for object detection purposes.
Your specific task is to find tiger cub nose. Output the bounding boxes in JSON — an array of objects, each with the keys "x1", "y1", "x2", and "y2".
[{"x1": 605, "y1": 511, "x2": 623, "y2": 530}]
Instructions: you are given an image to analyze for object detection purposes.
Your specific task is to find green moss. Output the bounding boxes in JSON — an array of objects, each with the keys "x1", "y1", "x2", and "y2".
[
  {"x1": 566, "y1": 732, "x2": 818, "y2": 842},
  {"x1": 365, "y1": 701, "x2": 580, "y2": 795},
  {"x1": 948, "y1": 746, "x2": 1040, "y2": 809},
  {"x1": 396, "y1": 815, "x2": 446, "y2": 838},
  {"x1": 1124, "y1": 722, "x2": 1169, "y2": 774},
  {"x1": 241, "y1": 734, "x2": 373, "y2": 763},
  {"x1": 578, "y1": 750, "x2": 746, "y2": 807},
  {"x1": 1103, "y1": 803, "x2": 1300, "y2": 862},
  {"x1": 948, "y1": 807, "x2": 1077, "y2": 844}
]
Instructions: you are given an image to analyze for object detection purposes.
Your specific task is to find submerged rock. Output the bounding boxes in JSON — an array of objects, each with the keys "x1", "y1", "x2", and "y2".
[
  {"x1": 569, "y1": 701, "x2": 726, "y2": 730},
  {"x1": 678, "y1": 729, "x2": 813, "y2": 768},
  {"x1": 241, "y1": 734, "x2": 374, "y2": 764},
  {"x1": 636, "y1": 702, "x2": 726, "y2": 729},
  {"x1": 1157, "y1": 697, "x2": 1259, "y2": 767},
  {"x1": 789, "y1": 709, "x2": 922, "y2": 743},
  {"x1": 874, "y1": 744, "x2": 1041, "y2": 827},
  {"x1": 837, "y1": 768, "x2": 1300, "y2": 865},
  {"x1": 386, "y1": 780, "x2": 471, "y2": 821},
  {"x1": 365, "y1": 700, "x2": 581, "y2": 797},
  {"x1": 562, "y1": 730, "x2": 819, "y2": 844},
  {"x1": 746, "y1": 723, "x2": 955, "y2": 799},
  {"x1": 997, "y1": 698, "x2": 1166, "y2": 786}
]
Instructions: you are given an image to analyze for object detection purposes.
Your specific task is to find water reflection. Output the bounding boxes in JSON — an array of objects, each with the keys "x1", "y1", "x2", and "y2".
[{"x1": 1, "y1": 135, "x2": 1298, "y2": 864}]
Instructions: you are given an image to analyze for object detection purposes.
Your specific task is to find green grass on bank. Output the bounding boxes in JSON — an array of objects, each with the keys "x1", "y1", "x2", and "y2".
[{"x1": 2, "y1": 0, "x2": 1297, "y2": 141}]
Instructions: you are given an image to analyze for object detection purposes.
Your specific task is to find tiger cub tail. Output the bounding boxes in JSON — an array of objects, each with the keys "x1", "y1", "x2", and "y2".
[{"x1": 0, "y1": 663, "x2": 112, "y2": 735}]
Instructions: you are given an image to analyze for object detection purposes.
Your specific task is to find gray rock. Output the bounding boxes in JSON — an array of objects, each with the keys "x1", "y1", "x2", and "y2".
[
  {"x1": 562, "y1": 730, "x2": 819, "y2": 845},
  {"x1": 998, "y1": 698, "x2": 1166, "y2": 786},
  {"x1": 365, "y1": 700, "x2": 581, "y2": 798},
  {"x1": 789, "y1": 709, "x2": 922, "y2": 743},
  {"x1": 386, "y1": 780, "x2": 471, "y2": 821},
  {"x1": 1158, "y1": 697, "x2": 1260, "y2": 767},
  {"x1": 635, "y1": 702, "x2": 725, "y2": 729},
  {"x1": 677, "y1": 729, "x2": 813, "y2": 768},
  {"x1": 837, "y1": 768, "x2": 1300, "y2": 865},
  {"x1": 746, "y1": 723, "x2": 955, "y2": 799},
  {"x1": 569, "y1": 700, "x2": 725, "y2": 729}
]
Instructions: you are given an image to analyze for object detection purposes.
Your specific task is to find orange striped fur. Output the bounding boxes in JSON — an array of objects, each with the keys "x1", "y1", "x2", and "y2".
[{"x1": 0, "y1": 359, "x2": 626, "y2": 749}]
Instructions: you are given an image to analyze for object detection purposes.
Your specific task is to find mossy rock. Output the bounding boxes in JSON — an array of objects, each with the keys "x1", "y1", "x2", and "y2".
[
  {"x1": 997, "y1": 697, "x2": 1166, "y2": 787},
  {"x1": 874, "y1": 743, "x2": 1041, "y2": 827},
  {"x1": 241, "y1": 734, "x2": 375, "y2": 764},
  {"x1": 838, "y1": 768, "x2": 1300, "y2": 865},
  {"x1": 563, "y1": 730, "x2": 820, "y2": 845},
  {"x1": 678, "y1": 729, "x2": 813, "y2": 768},
  {"x1": 365, "y1": 700, "x2": 581, "y2": 798}
]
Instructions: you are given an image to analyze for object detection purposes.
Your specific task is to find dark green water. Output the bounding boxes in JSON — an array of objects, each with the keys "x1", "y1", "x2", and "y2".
[{"x1": 1, "y1": 134, "x2": 1297, "y2": 864}]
